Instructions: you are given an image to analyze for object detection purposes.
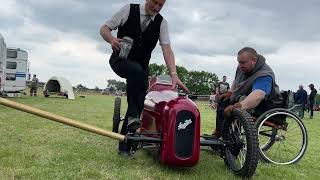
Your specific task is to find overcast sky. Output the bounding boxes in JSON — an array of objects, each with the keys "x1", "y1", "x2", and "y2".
[{"x1": 1, "y1": 0, "x2": 319, "y2": 92}]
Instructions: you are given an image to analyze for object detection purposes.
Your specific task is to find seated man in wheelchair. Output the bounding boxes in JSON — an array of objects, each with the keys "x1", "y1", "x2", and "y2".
[
  {"x1": 216, "y1": 47, "x2": 308, "y2": 165},
  {"x1": 215, "y1": 47, "x2": 283, "y2": 137}
]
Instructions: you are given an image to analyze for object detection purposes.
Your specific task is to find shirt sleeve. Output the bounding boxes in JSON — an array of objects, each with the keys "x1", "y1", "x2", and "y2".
[
  {"x1": 105, "y1": 4, "x2": 130, "y2": 30},
  {"x1": 159, "y1": 18, "x2": 170, "y2": 45},
  {"x1": 252, "y1": 76, "x2": 272, "y2": 96}
]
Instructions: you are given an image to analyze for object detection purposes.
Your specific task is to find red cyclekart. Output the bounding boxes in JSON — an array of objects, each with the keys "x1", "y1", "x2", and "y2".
[{"x1": 112, "y1": 75, "x2": 259, "y2": 177}]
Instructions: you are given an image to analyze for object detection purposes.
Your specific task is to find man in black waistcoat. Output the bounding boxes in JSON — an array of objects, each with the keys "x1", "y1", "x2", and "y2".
[{"x1": 100, "y1": 0, "x2": 189, "y2": 155}]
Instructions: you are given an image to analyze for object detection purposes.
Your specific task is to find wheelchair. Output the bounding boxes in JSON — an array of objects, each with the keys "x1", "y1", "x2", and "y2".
[
  {"x1": 288, "y1": 104, "x2": 305, "y2": 119},
  {"x1": 252, "y1": 92, "x2": 308, "y2": 165}
]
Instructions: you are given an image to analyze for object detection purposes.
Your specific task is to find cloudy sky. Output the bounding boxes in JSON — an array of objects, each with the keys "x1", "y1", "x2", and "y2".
[{"x1": 1, "y1": 0, "x2": 319, "y2": 92}]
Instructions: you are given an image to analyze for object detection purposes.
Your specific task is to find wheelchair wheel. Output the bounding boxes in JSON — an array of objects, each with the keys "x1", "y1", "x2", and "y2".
[
  {"x1": 222, "y1": 109, "x2": 259, "y2": 178},
  {"x1": 112, "y1": 96, "x2": 121, "y2": 133},
  {"x1": 289, "y1": 104, "x2": 304, "y2": 119},
  {"x1": 256, "y1": 108, "x2": 308, "y2": 165},
  {"x1": 258, "y1": 125, "x2": 277, "y2": 152}
]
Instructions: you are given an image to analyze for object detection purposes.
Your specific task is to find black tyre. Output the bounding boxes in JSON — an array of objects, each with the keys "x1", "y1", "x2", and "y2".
[
  {"x1": 112, "y1": 97, "x2": 121, "y2": 133},
  {"x1": 290, "y1": 105, "x2": 304, "y2": 119},
  {"x1": 256, "y1": 108, "x2": 308, "y2": 165},
  {"x1": 222, "y1": 109, "x2": 259, "y2": 178}
]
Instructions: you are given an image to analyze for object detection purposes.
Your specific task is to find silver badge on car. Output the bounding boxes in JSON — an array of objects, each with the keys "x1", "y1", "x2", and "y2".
[{"x1": 178, "y1": 119, "x2": 192, "y2": 130}]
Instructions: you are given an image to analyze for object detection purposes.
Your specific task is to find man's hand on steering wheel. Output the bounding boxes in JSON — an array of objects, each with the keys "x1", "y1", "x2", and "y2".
[
  {"x1": 218, "y1": 91, "x2": 232, "y2": 102},
  {"x1": 223, "y1": 102, "x2": 242, "y2": 118},
  {"x1": 171, "y1": 74, "x2": 189, "y2": 94}
]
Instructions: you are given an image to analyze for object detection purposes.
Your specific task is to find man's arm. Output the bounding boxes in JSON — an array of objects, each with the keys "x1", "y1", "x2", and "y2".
[
  {"x1": 161, "y1": 44, "x2": 175, "y2": 74},
  {"x1": 303, "y1": 91, "x2": 308, "y2": 104},
  {"x1": 161, "y1": 44, "x2": 189, "y2": 93},
  {"x1": 310, "y1": 90, "x2": 317, "y2": 99},
  {"x1": 99, "y1": 4, "x2": 129, "y2": 52},
  {"x1": 215, "y1": 83, "x2": 220, "y2": 95},
  {"x1": 230, "y1": 80, "x2": 236, "y2": 92},
  {"x1": 239, "y1": 90, "x2": 266, "y2": 109},
  {"x1": 293, "y1": 91, "x2": 298, "y2": 103},
  {"x1": 239, "y1": 76, "x2": 272, "y2": 110},
  {"x1": 100, "y1": 25, "x2": 122, "y2": 52}
]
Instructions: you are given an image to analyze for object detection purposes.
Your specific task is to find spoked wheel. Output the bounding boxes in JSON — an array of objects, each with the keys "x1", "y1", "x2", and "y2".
[
  {"x1": 290, "y1": 104, "x2": 304, "y2": 119},
  {"x1": 112, "y1": 96, "x2": 121, "y2": 133},
  {"x1": 222, "y1": 109, "x2": 259, "y2": 178},
  {"x1": 256, "y1": 108, "x2": 308, "y2": 165},
  {"x1": 258, "y1": 125, "x2": 277, "y2": 152}
]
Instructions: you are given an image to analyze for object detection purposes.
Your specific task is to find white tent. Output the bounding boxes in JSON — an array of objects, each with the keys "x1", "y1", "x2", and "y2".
[{"x1": 43, "y1": 76, "x2": 75, "y2": 99}]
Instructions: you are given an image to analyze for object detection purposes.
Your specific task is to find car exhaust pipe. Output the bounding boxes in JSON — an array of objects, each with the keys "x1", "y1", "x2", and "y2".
[{"x1": 0, "y1": 97, "x2": 125, "y2": 142}]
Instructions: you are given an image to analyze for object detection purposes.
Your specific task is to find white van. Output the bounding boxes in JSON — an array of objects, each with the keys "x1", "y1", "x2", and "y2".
[
  {"x1": 0, "y1": 34, "x2": 7, "y2": 92},
  {"x1": 0, "y1": 34, "x2": 29, "y2": 94}
]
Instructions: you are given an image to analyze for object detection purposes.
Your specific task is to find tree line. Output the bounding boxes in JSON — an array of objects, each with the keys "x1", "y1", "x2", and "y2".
[
  {"x1": 81, "y1": 62, "x2": 320, "y2": 105},
  {"x1": 106, "y1": 63, "x2": 219, "y2": 95}
]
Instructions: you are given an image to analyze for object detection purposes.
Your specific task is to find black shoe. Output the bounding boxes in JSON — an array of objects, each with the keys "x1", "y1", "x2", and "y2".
[
  {"x1": 127, "y1": 117, "x2": 141, "y2": 131},
  {"x1": 212, "y1": 129, "x2": 221, "y2": 138},
  {"x1": 118, "y1": 150, "x2": 131, "y2": 157},
  {"x1": 118, "y1": 142, "x2": 132, "y2": 157}
]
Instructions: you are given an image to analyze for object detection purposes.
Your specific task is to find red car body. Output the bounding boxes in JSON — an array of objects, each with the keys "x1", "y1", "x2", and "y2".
[{"x1": 141, "y1": 76, "x2": 200, "y2": 167}]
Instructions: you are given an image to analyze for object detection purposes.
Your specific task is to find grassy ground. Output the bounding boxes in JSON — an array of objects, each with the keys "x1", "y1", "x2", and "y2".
[{"x1": 0, "y1": 95, "x2": 319, "y2": 179}]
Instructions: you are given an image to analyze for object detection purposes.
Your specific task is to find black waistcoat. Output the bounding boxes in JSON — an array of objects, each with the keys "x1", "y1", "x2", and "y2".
[{"x1": 117, "y1": 4, "x2": 163, "y2": 70}]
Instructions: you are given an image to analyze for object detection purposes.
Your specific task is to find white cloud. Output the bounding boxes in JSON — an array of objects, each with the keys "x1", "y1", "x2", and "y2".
[
  {"x1": 0, "y1": 1, "x2": 18, "y2": 17},
  {"x1": 0, "y1": 0, "x2": 319, "y2": 91},
  {"x1": 265, "y1": 41, "x2": 320, "y2": 92}
]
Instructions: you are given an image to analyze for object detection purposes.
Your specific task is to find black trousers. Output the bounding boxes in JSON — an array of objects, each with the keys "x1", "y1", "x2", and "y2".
[
  {"x1": 216, "y1": 101, "x2": 229, "y2": 131},
  {"x1": 216, "y1": 108, "x2": 224, "y2": 131},
  {"x1": 109, "y1": 54, "x2": 149, "y2": 151},
  {"x1": 309, "y1": 103, "x2": 314, "y2": 117},
  {"x1": 300, "y1": 103, "x2": 305, "y2": 118}
]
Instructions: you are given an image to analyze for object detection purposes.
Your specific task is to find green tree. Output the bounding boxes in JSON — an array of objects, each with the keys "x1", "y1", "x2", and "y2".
[
  {"x1": 148, "y1": 63, "x2": 219, "y2": 94},
  {"x1": 116, "y1": 81, "x2": 126, "y2": 92},
  {"x1": 109, "y1": 86, "x2": 115, "y2": 93},
  {"x1": 94, "y1": 86, "x2": 100, "y2": 91},
  {"x1": 185, "y1": 71, "x2": 218, "y2": 95},
  {"x1": 107, "y1": 79, "x2": 126, "y2": 92},
  {"x1": 76, "y1": 84, "x2": 88, "y2": 91},
  {"x1": 315, "y1": 94, "x2": 320, "y2": 105},
  {"x1": 149, "y1": 63, "x2": 166, "y2": 76},
  {"x1": 176, "y1": 65, "x2": 189, "y2": 84}
]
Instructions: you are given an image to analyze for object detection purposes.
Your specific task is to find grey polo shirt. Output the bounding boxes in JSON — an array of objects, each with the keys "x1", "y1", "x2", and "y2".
[{"x1": 105, "y1": 3, "x2": 170, "y2": 45}]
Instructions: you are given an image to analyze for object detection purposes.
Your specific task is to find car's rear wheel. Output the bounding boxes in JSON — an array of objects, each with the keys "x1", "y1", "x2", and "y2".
[
  {"x1": 112, "y1": 96, "x2": 121, "y2": 133},
  {"x1": 222, "y1": 108, "x2": 259, "y2": 178}
]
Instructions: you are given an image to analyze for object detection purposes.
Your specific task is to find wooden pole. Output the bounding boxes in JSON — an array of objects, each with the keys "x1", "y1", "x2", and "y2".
[{"x1": 0, "y1": 97, "x2": 125, "y2": 142}]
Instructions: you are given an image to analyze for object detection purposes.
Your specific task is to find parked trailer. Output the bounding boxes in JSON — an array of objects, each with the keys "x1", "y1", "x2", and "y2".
[
  {"x1": 0, "y1": 34, "x2": 6, "y2": 91},
  {"x1": 0, "y1": 33, "x2": 29, "y2": 95}
]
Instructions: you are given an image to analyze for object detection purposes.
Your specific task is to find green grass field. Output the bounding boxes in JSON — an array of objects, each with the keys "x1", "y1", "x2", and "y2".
[{"x1": 0, "y1": 95, "x2": 319, "y2": 179}]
